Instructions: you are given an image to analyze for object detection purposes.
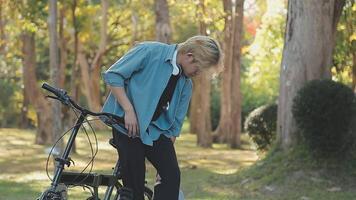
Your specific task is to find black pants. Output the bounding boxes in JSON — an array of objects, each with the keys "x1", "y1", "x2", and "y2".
[{"x1": 112, "y1": 128, "x2": 180, "y2": 200}]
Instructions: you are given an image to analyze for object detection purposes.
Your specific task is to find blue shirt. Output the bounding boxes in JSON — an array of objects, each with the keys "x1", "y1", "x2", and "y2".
[{"x1": 101, "y1": 42, "x2": 193, "y2": 146}]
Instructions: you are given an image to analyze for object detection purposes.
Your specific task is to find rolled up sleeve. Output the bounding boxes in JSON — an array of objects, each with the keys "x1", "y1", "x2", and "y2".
[{"x1": 102, "y1": 43, "x2": 149, "y2": 87}]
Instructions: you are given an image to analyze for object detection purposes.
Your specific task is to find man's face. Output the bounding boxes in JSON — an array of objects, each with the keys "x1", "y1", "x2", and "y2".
[{"x1": 179, "y1": 53, "x2": 202, "y2": 78}]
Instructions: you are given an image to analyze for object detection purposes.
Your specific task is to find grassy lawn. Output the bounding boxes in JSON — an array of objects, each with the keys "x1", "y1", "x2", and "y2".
[
  {"x1": 0, "y1": 128, "x2": 257, "y2": 200},
  {"x1": 1, "y1": 128, "x2": 356, "y2": 199}
]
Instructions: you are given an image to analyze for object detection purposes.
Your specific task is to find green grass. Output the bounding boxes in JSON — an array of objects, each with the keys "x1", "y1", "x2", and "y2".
[
  {"x1": 224, "y1": 145, "x2": 356, "y2": 200},
  {"x1": 1, "y1": 128, "x2": 356, "y2": 199}
]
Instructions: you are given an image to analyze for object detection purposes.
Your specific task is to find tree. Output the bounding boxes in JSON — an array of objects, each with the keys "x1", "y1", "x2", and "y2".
[
  {"x1": 22, "y1": 32, "x2": 53, "y2": 144},
  {"x1": 49, "y1": 0, "x2": 63, "y2": 150},
  {"x1": 0, "y1": 0, "x2": 5, "y2": 54},
  {"x1": 155, "y1": 0, "x2": 171, "y2": 43},
  {"x1": 189, "y1": 0, "x2": 213, "y2": 147},
  {"x1": 17, "y1": 0, "x2": 54, "y2": 144},
  {"x1": 277, "y1": 0, "x2": 346, "y2": 149},
  {"x1": 229, "y1": 0, "x2": 244, "y2": 148},
  {"x1": 214, "y1": 0, "x2": 233, "y2": 143},
  {"x1": 78, "y1": 0, "x2": 108, "y2": 115},
  {"x1": 214, "y1": 0, "x2": 244, "y2": 148}
]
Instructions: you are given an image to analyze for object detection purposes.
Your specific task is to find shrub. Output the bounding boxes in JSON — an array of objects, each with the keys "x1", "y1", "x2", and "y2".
[
  {"x1": 244, "y1": 103, "x2": 277, "y2": 151},
  {"x1": 292, "y1": 79, "x2": 356, "y2": 157}
]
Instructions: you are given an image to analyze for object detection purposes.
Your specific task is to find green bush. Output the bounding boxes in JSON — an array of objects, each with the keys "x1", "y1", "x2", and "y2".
[
  {"x1": 292, "y1": 79, "x2": 356, "y2": 157},
  {"x1": 244, "y1": 103, "x2": 277, "y2": 151}
]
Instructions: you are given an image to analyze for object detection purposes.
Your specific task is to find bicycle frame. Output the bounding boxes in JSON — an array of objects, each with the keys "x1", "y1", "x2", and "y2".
[
  {"x1": 38, "y1": 83, "x2": 152, "y2": 200},
  {"x1": 51, "y1": 114, "x2": 86, "y2": 190}
]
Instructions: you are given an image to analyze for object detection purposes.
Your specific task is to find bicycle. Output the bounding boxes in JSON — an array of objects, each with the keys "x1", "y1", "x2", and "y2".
[{"x1": 37, "y1": 83, "x2": 153, "y2": 200}]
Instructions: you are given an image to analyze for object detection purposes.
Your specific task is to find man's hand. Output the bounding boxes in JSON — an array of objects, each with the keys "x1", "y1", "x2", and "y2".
[
  {"x1": 109, "y1": 86, "x2": 139, "y2": 138},
  {"x1": 124, "y1": 108, "x2": 139, "y2": 137}
]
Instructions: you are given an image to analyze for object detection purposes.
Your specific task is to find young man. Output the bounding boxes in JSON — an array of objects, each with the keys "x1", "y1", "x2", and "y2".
[{"x1": 101, "y1": 35, "x2": 222, "y2": 200}]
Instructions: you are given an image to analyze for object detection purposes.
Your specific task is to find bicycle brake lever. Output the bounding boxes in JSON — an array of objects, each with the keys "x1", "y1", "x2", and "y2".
[
  {"x1": 46, "y1": 95, "x2": 70, "y2": 106},
  {"x1": 46, "y1": 95, "x2": 60, "y2": 100}
]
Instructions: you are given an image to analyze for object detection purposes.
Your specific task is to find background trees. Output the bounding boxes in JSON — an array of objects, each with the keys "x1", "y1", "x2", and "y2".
[{"x1": 0, "y1": 0, "x2": 353, "y2": 150}]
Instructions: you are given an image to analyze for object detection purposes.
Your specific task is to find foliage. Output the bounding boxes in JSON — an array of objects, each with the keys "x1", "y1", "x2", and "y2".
[
  {"x1": 292, "y1": 79, "x2": 356, "y2": 157},
  {"x1": 0, "y1": 1, "x2": 42, "y2": 127},
  {"x1": 241, "y1": 0, "x2": 286, "y2": 122},
  {"x1": 0, "y1": 77, "x2": 22, "y2": 127},
  {"x1": 332, "y1": 0, "x2": 355, "y2": 86},
  {"x1": 244, "y1": 103, "x2": 277, "y2": 151}
]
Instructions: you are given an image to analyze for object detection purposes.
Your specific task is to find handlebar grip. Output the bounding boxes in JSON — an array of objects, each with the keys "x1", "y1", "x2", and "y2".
[{"x1": 42, "y1": 82, "x2": 62, "y2": 97}]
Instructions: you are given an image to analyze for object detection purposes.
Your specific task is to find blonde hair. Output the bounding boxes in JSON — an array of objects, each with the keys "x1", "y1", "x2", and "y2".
[{"x1": 178, "y1": 35, "x2": 222, "y2": 68}]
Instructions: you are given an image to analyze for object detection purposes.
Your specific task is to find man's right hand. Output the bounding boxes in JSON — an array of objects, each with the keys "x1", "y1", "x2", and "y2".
[
  {"x1": 109, "y1": 86, "x2": 140, "y2": 138},
  {"x1": 124, "y1": 108, "x2": 139, "y2": 137}
]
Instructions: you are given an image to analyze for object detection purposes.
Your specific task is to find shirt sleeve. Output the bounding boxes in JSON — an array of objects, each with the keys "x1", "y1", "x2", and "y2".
[
  {"x1": 169, "y1": 80, "x2": 193, "y2": 137},
  {"x1": 102, "y1": 43, "x2": 149, "y2": 87}
]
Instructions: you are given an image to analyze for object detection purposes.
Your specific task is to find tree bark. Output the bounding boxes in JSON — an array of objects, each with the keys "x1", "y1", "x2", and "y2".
[
  {"x1": 229, "y1": 0, "x2": 244, "y2": 148},
  {"x1": 20, "y1": 85, "x2": 31, "y2": 128},
  {"x1": 190, "y1": 0, "x2": 212, "y2": 147},
  {"x1": 131, "y1": 9, "x2": 139, "y2": 44},
  {"x1": 277, "y1": 0, "x2": 346, "y2": 149},
  {"x1": 213, "y1": 0, "x2": 243, "y2": 148},
  {"x1": 155, "y1": 0, "x2": 171, "y2": 43},
  {"x1": 69, "y1": 0, "x2": 79, "y2": 153},
  {"x1": 213, "y1": 0, "x2": 233, "y2": 143},
  {"x1": 59, "y1": 6, "x2": 67, "y2": 88},
  {"x1": 353, "y1": 51, "x2": 356, "y2": 93},
  {"x1": 49, "y1": 0, "x2": 63, "y2": 150},
  {"x1": 22, "y1": 32, "x2": 53, "y2": 144},
  {"x1": 78, "y1": 0, "x2": 108, "y2": 117}
]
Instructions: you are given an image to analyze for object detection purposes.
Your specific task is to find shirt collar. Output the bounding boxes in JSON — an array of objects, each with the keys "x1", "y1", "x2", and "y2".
[{"x1": 170, "y1": 49, "x2": 180, "y2": 75}]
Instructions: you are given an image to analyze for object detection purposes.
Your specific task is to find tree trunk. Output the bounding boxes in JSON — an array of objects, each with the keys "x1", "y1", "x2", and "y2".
[
  {"x1": 190, "y1": 0, "x2": 212, "y2": 147},
  {"x1": 131, "y1": 9, "x2": 139, "y2": 44},
  {"x1": 229, "y1": 0, "x2": 244, "y2": 148},
  {"x1": 59, "y1": 6, "x2": 67, "y2": 88},
  {"x1": 22, "y1": 32, "x2": 53, "y2": 144},
  {"x1": 213, "y1": 0, "x2": 233, "y2": 143},
  {"x1": 154, "y1": 0, "x2": 171, "y2": 43},
  {"x1": 353, "y1": 51, "x2": 356, "y2": 93},
  {"x1": 49, "y1": 0, "x2": 64, "y2": 150},
  {"x1": 78, "y1": 0, "x2": 108, "y2": 116},
  {"x1": 195, "y1": 74, "x2": 213, "y2": 147},
  {"x1": 90, "y1": 0, "x2": 108, "y2": 112},
  {"x1": 69, "y1": 0, "x2": 79, "y2": 153},
  {"x1": 277, "y1": 0, "x2": 345, "y2": 149},
  {"x1": 20, "y1": 87, "x2": 31, "y2": 128},
  {"x1": 0, "y1": 0, "x2": 5, "y2": 54}
]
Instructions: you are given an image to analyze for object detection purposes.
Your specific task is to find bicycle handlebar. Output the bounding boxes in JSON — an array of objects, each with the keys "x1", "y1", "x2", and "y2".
[{"x1": 41, "y1": 82, "x2": 124, "y2": 124}]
